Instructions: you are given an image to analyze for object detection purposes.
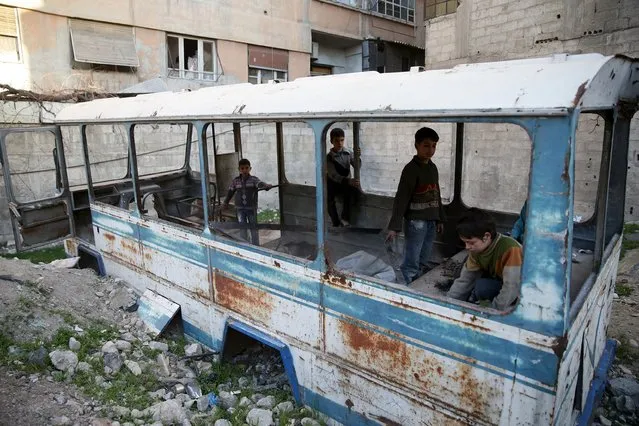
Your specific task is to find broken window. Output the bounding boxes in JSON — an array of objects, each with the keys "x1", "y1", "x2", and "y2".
[
  {"x1": 167, "y1": 35, "x2": 219, "y2": 81},
  {"x1": 248, "y1": 68, "x2": 288, "y2": 84},
  {"x1": 376, "y1": 0, "x2": 416, "y2": 23},
  {"x1": 248, "y1": 45, "x2": 288, "y2": 84},
  {"x1": 0, "y1": 5, "x2": 20, "y2": 62},
  {"x1": 425, "y1": 0, "x2": 457, "y2": 20}
]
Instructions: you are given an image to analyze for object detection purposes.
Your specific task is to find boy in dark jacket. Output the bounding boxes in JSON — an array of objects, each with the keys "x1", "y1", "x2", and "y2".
[
  {"x1": 326, "y1": 128, "x2": 361, "y2": 227},
  {"x1": 386, "y1": 127, "x2": 445, "y2": 284}
]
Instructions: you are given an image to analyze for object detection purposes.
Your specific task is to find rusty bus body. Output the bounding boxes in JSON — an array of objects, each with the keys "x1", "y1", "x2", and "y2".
[{"x1": 1, "y1": 53, "x2": 638, "y2": 425}]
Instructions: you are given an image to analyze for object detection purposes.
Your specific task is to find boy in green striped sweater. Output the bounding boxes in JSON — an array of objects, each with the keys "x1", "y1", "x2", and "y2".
[{"x1": 447, "y1": 208, "x2": 523, "y2": 310}]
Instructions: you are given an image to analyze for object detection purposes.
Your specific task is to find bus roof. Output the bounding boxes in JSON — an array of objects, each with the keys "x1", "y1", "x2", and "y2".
[{"x1": 54, "y1": 53, "x2": 637, "y2": 124}]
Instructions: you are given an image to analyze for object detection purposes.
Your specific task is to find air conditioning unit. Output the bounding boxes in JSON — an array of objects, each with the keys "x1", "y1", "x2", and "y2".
[{"x1": 311, "y1": 42, "x2": 319, "y2": 60}]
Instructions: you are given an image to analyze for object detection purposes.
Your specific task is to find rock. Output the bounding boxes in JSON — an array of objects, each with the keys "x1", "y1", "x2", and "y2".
[
  {"x1": 184, "y1": 343, "x2": 202, "y2": 357},
  {"x1": 102, "y1": 341, "x2": 119, "y2": 354},
  {"x1": 239, "y1": 397, "x2": 253, "y2": 407},
  {"x1": 155, "y1": 353, "x2": 170, "y2": 376},
  {"x1": 90, "y1": 419, "x2": 112, "y2": 426},
  {"x1": 256, "y1": 396, "x2": 276, "y2": 409},
  {"x1": 131, "y1": 409, "x2": 143, "y2": 418},
  {"x1": 274, "y1": 401, "x2": 294, "y2": 415},
  {"x1": 116, "y1": 340, "x2": 133, "y2": 351},
  {"x1": 148, "y1": 400, "x2": 188, "y2": 424},
  {"x1": 214, "y1": 420, "x2": 233, "y2": 426},
  {"x1": 110, "y1": 287, "x2": 135, "y2": 309},
  {"x1": 94, "y1": 376, "x2": 105, "y2": 386},
  {"x1": 51, "y1": 416, "x2": 71, "y2": 425},
  {"x1": 149, "y1": 341, "x2": 169, "y2": 352},
  {"x1": 27, "y1": 346, "x2": 48, "y2": 367},
  {"x1": 615, "y1": 395, "x2": 636, "y2": 413},
  {"x1": 218, "y1": 391, "x2": 238, "y2": 409},
  {"x1": 163, "y1": 391, "x2": 175, "y2": 400},
  {"x1": 184, "y1": 399, "x2": 196, "y2": 410},
  {"x1": 300, "y1": 418, "x2": 321, "y2": 426},
  {"x1": 609, "y1": 377, "x2": 639, "y2": 397},
  {"x1": 619, "y1": 365, "x2": 633, "y2": 375},
  {"x1": 246, "y1": 408, "x2": 273, "y2": 426},
  {"x1": 104, "y1": 352, "x2": 123, "y2": 373},
  {"x1": 218, "y1": 383, "x2": 232, "y2": 393},
  {"x1": 125, "y1": 360, "x2": 142, "y2": 376},
  {"x1": 149, "y1": 388, "x2": 166, "y2": 400},
  {"x1": 238, "y1": 377, "x2": 251, "y2": 388},
  {"x1": 598, "y1": 415, "x2": 612, "y2": 426},
  {"x1": 630, "y1": 339, "x2": 639, "y2": 348},
  {"x1": 197, "y1": 395, "x2": 209, "y2": 411},
  {"x1": 112, "y1": 406, "x2": 131, "y2": 418},
  {"x1": 175, "y1": 393, "x2": 191, "y2": 404},
  {"x1": 54, "y1": 394, "x2": 67, "y2": 405},
  {"x1": 49, "y1": 350, "x2": 78, "y2": 372},
  {"x1": 120, "y1": 332, "x2": 137, "y2": 342},
  {"x1": 69, "y1": 337, "x2": 81, "y2": 351},
  {"x1": 613, "y1": 293, "x2": 619, "y2": 299},
  {"x1": 197, "y1": 361, "x2": 212, "y2": 373}
]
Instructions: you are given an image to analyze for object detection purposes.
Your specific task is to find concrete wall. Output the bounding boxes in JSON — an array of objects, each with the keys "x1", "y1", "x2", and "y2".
[{"x1": 423, "y1": 0, "x2": 639, "y2": 219}]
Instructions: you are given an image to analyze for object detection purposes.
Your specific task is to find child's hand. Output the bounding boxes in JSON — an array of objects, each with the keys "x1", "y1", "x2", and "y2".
[
  {"x1": 265, "y1": 184, "x2": 273, "y2": 191},
  {"x1": 437, "y1": 223, "x2": 444, "y2": 233},
  {"x1": 386, "y1": 230, "x2": 397, "y2": 242},
  {"x1": 355, "y1": 147, "x2": 362, "y2": 157},
  {"x1": 349, "y1": 179, "x2": 361, "y2": 189}
]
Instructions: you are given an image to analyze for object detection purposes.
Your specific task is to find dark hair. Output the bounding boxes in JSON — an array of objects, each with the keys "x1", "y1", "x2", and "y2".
[
  {"x1": 330, "y1": 128, "x2": 345, "y2": 140},
  {"x1": 456, "y1": 208, "x2": 497, "y2": 240},
  {"x1": 414, "y1": 127, "x2": 439, "y2": 146},
  {"x1": 238, "y1": 158, "x2": 251, "y2": 167}
]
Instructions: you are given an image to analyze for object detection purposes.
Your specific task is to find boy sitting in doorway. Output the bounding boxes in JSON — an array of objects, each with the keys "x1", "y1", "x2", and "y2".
[
  {"x1": 326, "y1": 128, "x2": 361, "y2": 227},
  {"x1": 447, "y1": 208, "x2": 523, "y2": 310},
  {"x1": 222, "y1": 158, "x2": 272, "y2": 244},
  {"x1": 386, "y1": 127, "x2": 445, "y2": 284}
]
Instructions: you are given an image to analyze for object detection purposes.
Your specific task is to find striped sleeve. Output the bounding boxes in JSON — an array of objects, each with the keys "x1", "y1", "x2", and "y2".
[{"x1": 492, "y1": 246, "x2": 523, "y2": 310}]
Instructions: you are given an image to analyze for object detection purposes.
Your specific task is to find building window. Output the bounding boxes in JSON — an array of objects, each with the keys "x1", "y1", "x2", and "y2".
[
  {"x1": 167, "y1": 35, "x2": 219, "y2": 81},
  {"x1": 0, "y1": 5, "x2": 20, "y2": 62},
  {"x1": 248, "y1": 67, "x2": 287, "y2": 84},
  {"x1": 376, "y1": 0, "x2": 415, "y2": 23},
  {"x1": 425, "y1": 0, "x2": 457, "y2": 19}
]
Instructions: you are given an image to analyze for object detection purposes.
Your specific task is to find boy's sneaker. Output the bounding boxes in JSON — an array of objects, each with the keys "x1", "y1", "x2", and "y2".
[{"x1": 340, "y1": 219, "x2": 350, "y2": 227}]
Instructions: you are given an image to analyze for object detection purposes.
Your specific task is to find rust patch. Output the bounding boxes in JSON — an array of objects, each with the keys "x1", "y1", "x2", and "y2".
[
  {"x1": 572, "y1": 81, "x2": 588, "y2": 106},
  {"x1": 103, "y1": 233, "x2": 115, "y2": 242},
  {"x1": 345, "y1": 399, "x2": 354, "y2": 409},
  {"x1": 274, "y1": 260, "x2": 281, "y2": 268},
  {"x1": 321, "y1": 272, "x2": 351, "y2": 288},
  {"x1": 437, "y1": 366, "x2": 443, "y2": 375},
  {"x1": 194, "y1": 288, "x2": 211, "y2": 301},
  {"x1": 552, "y1": 334, "x2": 568, "y2": 358},
  {"x1": 338, "y1": 319, "x2": 410, "y2": 370},
  {"x1": 120, "y1": 239, "x2": 139, "y2": 254},
  {"x1": 215, "y1": 273, "x2": 274, "y2": 324},
  {"x1": 457, "y1": 363, "x2": 485, "y2": 419}
]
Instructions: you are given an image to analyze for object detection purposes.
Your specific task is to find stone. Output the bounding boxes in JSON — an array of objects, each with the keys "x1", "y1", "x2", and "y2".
[
  {"x1": 615, "y1": 395, "x2": 636, "y2": 413},
  {"x1": 54, "y1": 394, "x2": 67, "y2": 405},
  {"x1": 256, "y1": 396, "x2": 276, "y2": 409},
  {"x1": 49, "y1": 350, "x2": 78, "y2": 372},
  {"x1": 238, "y1": 377, "x2": 251, "y2": 388},
  {"x1": 274, "y1": 401, "x2": 294, "y2": 415},
  {"x1": 183, "y1": 399, "x2": 196, "y2": 410},
  {"x1": 125, "y1": 360, "x2": 142, "y2": 376},
  {"x1": 218, "y1": 391, "x2": 238, "y2": 409},
  {"x1": 149, "y1": 388, "x2": 166, "y2": 399},
  {"x1": 619, "y1": 365, "x2": 633, "y2": 375},
  {"x1": 104, "y1": 352, "x2": 123, "y2": 373},
  {"x1": 116, "y1": 340, "x2": 133, "y2": 351},
  {"x1": 102, "y1": 341, "x2": 119, "y2": 354},
  {"x1": 51, "y1": 416, "x2": 71, "y2": 425},
  {"x1": 69, "y1": 337, "x2": 81, "y2": 351},
  {"x1": 184, "y1": 343, "x2": 202, "y2": 357},
  {"x1": 609, "y1": 377, "x2": 639, "y2": 397},
  {"x1": 77, "y1": 361, "x2": 91, "y2": 373},
  {"x1": 246, "y1": 408, "x2": 273, "y2": 426},
  {"x1": 630, "y1": 339, "x2": 639, "y2": 348},
  {"x1": 120, "y1": 332, "x2": 137, "y2": 342},
  {"x1": 149, "y1": 341, "x2": 169, "y2": 352},
  {"x1": 214, "y1": 420, "x2": 233, "y2": 426},
  {"x1": 239, "y1": 397, "x2": 253, "y2": 407},
  {"x1": 197, "y1": 395, "x2": 209, "y2": 412},
  {"x1": 163, "y1": 391, "x2": 175, "y2": 400},
  {"x1": 27, "y1": 346, "x2": 48, "y2": 367},
  {"x1": 112, "y1": 406, "x2": 131, "y2": 418},
  {"x1": 300, "y1": 418, "x2": 321, "y2": 426},
  {"x1": 598, "y1": 415, "x2": 612, "y2": 426},
  {"x1": 148, "y1": 400, "x2": 188, "y2": 424},
  {"x1": 94, "y1": 376, "x2": 105, "y2": 386},
  {"x1": 613, "y1": 293, "x2": 619, "y2": 299},
  {"x1": 90, "y1": 419, "x2": 112, "y2": 426},
  {"x1": 131, "y1": 409, "x2": 143, "y2": 418}
]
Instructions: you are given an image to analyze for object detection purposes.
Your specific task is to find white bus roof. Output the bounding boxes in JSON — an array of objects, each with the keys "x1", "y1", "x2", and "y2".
[{"x1": 54, "y1": 53, "x2": 638, "y2": 123}]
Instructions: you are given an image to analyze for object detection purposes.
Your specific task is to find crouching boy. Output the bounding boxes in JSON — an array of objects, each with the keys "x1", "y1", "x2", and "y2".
[{"x1": 447, "y1": 208, "x2": 523, "y2": 310}]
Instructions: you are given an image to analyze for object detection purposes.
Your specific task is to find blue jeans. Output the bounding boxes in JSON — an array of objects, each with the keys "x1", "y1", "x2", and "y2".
[
  {"x1": 401, "y1": 219, "x2": 436, "y2": 284},
  {"x1": 237, "y1": 209, "x2": 259, "y2": 245},
  {"x1": 469, "y1": 278, "x2": 502, "y2": 302}
]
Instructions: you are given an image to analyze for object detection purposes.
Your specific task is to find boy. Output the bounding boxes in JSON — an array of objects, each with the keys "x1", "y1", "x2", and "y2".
[
  {"x1": 222, "y1": 159, "x2": 272, "y2": 244},
  {"x1": 326, "y1": 127, "x2": 361, "y2": 227},
  {"x1": 447, "y1": 208, "x2": 523, "y2": 310},
  {"x1": 386, "y1": 127, "x2": 445, "y2": 284},
  {"x1": 510, "y1": 201, "x2": 527, "y2": 244}
]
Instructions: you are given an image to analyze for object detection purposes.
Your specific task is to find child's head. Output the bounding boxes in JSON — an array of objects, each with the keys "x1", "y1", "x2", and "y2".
[
  {"x1": 330, "y1": 128, "x2": 345, "y2": 151},
  {"x1": 456, "y1": 208, "x2": 497, "y2": 254},
  {"x1": 238, "y1": 158, "x2": 251, "y2": 176},
  {"x1": 414, "y1": 127, "x2": 439, "y2": 161}
]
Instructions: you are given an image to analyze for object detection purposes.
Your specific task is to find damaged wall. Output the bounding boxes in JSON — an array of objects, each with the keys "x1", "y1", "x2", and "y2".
[{"x1": 423, "y1": 0, "x2": 639, "y2": 220}]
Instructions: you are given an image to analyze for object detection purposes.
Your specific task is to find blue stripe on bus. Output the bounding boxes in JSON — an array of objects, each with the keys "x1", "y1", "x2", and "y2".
[
  {"x1": 139, "y1": 225, "x2": 208, "y2": 267},
  {"x1": 93, "y1": 212, "x2": 558, "y2": 387}
]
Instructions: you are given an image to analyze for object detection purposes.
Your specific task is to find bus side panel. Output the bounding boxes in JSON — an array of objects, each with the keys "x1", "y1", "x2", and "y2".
[{"x1": 554, "y1": 237, "x2": 620, "y2": 425}]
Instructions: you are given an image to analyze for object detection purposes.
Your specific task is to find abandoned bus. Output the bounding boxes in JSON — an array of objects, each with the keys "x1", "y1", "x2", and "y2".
[{"x1": 1, "y1": 53, "x2": 637, "y2": 425}]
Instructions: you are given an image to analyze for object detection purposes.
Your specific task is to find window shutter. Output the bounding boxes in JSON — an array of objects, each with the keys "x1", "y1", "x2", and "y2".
[
  {"x1": 69, "y1": 19, "x2": 139, "y2": 67},
  {"x1": 0, "y1": 6, "x2": 17, "y2": 37}
]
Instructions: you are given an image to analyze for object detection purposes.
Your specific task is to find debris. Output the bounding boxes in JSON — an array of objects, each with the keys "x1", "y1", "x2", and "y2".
[
  {"x1": 186, "y1": 382, "x2": 203, "y2": 399},
  {"x1": 184, "y1": 343, "x2": 203, "y2": 357},
  {"x1": 49, "y1": 257, "x2": 80, "y2": 269},
  {"x1": 246, "y1": 408, "x2": 273, "y2": 426}
]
